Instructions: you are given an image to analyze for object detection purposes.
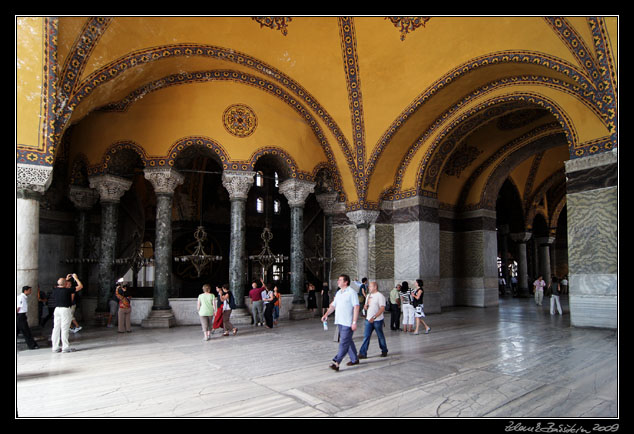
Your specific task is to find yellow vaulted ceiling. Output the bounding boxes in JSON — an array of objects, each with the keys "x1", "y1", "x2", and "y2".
[{"x1": 16, "y1": 16, "x2": 618, "y2": 210}]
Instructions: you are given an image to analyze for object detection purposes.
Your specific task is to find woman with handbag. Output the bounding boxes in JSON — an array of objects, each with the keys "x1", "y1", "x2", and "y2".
[{"x1": 412, "y1": 279, "x2": 431, "y2": 335}]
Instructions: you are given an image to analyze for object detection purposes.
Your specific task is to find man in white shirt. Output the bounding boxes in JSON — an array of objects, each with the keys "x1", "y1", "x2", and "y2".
[
  {"x1": 17, "y1": 286, "x2": 39, "y2": 349},
  {"x1": 321, "y1": 274, "x2": 359, "y2": 371},
  {"x1": 358, "y1": 282, "x2": 388, "y2": 359}
]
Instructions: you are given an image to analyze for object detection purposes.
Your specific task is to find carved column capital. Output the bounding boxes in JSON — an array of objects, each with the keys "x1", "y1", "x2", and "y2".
[
  {"x1": 222, "y1": 170, "x2": 255, "y2": 200},
  {"x1": 144, "y1": 167, "x2": 184, "y2": 195},
  {"x1": 16, "y1": 163, "x2": 53, "y2": 196},
  {"x1": 315, "y1": 192, "x2": 340, "y2": 216},
  {"x1": 346, "y1": 209, "x2": 380, "y2": 228},
  {"x1": 279, "y1": 178, "x2": 315, "y2": 207},
  {"x1": 89, "y1": 174, "x2": 132, "y2": 203},
  {"x1": 68, "y1": 186, "x2": 98, "y2": 210}
]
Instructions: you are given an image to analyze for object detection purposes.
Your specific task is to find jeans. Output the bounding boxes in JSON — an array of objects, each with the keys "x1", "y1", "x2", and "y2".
[
  {"x1": 333, "y1": 325, "x2": 358, "y2": 364},
  {"x1": 359, "y1": 319, "x2": 388, "y2": 356}
]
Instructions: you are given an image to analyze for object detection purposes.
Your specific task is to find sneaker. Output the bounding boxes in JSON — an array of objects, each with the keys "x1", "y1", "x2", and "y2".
[
  {"x1": 62, "y1": 348, "x2": 76, "y2": 353},
  {"x1": 52, "y1": 348, "x2": 61, "y2": 353},
  {"x1": 74, "y1": 326, "x2": 83, "y2": 333}
]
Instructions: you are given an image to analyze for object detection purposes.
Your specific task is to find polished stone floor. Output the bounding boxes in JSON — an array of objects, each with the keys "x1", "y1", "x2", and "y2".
[{"x1": 16, "y1": 296, "x2": 618, "y2": 419}]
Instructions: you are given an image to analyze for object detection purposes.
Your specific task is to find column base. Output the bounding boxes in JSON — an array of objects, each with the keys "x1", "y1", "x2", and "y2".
[
  {"x1": 289, "y1": 303, "x2": 318, "y2": 321},
  {"x1": 141, "y1": 309, "x2": 176, "y2": 328},
  {"x1": 227, "y1": 307, "x2": 253, "y2": 326}
]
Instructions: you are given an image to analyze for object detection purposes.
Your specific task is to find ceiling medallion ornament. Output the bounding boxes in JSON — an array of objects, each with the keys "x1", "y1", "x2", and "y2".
[
  {"x1": 252, "y1": 17, "x2": 292, "y2": 36},
  {"x1": 223, "y1": 104, "x2": 258, "y2": 138},
  {"x1": 386, "y1": 17, "x2": 431, "y2": 40}
]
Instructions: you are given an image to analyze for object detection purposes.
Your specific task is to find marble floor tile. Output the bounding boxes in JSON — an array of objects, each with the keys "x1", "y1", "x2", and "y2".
[{"x1": 16, "y1": 297, "x2": 617, "y2": 419}]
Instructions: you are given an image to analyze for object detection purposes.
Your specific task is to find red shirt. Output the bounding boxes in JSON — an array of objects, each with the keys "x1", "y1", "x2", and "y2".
[{"x1": 249, "y1": 287, "x2": 263, "y2": 301}]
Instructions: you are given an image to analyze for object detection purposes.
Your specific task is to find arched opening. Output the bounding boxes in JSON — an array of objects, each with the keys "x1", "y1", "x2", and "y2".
[
  {"x1": 247, "y1": 154, "x2": 291, "y2": 290},
  {"x1": 171, "y1": 145, "x2": 230, "y2": 297}
]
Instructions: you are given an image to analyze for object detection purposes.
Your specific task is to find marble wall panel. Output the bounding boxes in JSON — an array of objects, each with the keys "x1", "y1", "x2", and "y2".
[
  {"x1": 331, "y1": 225, "x2": 357, "y2": 280},
  {"x1": 369, "y1": 223, "x2": 394, "y2": 280},
  {"x1": 567, "y1": 187, "x2": 617, "y2": 275},
  {"x1": 394, "y1": 221, "x2": 421, "y2": 279}
]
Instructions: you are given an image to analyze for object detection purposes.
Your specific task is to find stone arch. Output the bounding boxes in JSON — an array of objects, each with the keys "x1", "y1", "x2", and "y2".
[
  {"x1": 88, "y1": 141, "x2": 148, "y2": 176},
  {"x1": 166, "y1": 136, "x2": 230, "y2": 170},
  {"x1": 248, "y1": 147, "x2": 304, "y2": 182},
  {"x1": 417, "y1": 94, "x2": 576, "y2": 195},
  {"x1": 479, "y1": 134, "x2": 568, "y2": 210}
]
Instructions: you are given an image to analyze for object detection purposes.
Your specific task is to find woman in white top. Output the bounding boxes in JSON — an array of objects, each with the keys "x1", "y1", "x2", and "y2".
[
  {"x1": 399, "y1": 281, "x2": 415, "y2": 333},
  {"x1": 411, "y1": 279, "x2": 431, "y2": 335},
  {"x1": 197, "y1": 284, "x2": 216, "y2": 341}
]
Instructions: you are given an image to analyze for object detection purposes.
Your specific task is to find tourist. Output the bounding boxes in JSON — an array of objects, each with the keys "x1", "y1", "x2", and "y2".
[
  {"x1": 249, "y1": 279, "x2": 265, "y2": 326},
  {"x1": 106, "y1": 285, "x2": 119, "y2": 328},
  {"x1": 262, "y1": 283, "x2": 277, "y2": 328},
  {"x1": 399, "y1": 281, "x2": 415, "y2": 333},
  {"x1": 17, "y1": 286, "x2": 39, "y2": 350},
  {"x1": 320, "y1": 282, "x2": 330, "y2": 317},
  {"x1": 51, "y1": 274, "x2": 78, "y2": 352},
  {"x1": 197, "y1": 284, "x2": 216, "y2": 341},
  {"x1": 549, "y1": 276, "x2": 563, "y2": 315},
  {"x1": 68, "y1": 273, "x2": 84, "y2": 333},
  {"x1": 220, "y1": 283, "x2": 238, "y2": 336},
  {"x1": 533, "y1": 275, "x2": 546, "y2": 306},
  {"x1": 212, "y1": 285, "x2": 224, "y2": 333},
  {"x1": 37, "y1": 286, "x2": 51, "y2": 327},
  {"x1": 561, "y1": 275, "x2": 569, "y2": 295},
  {"x1": 321, "y1": 274, "x2": 360, "y2": 371},
  {"x1": 358, "y1": 277, "x2": 368, "y2": 315},
  {"x1": 358, "y1": 282, "x2": 388, "y2": 359},
  {"x1": 306, "y1": 282, "x2": 318, "y2": 313},
  {"x1": 389, "y1": 284, "x2": 401, "y2": 330},
  {"x1": 273, "y1": 285, "x2": 282, "y2": 326},
  {"x1": 412, "y1": 279, "x2": 431, "y2": 335},
  {"x1": 116, "y1": 283, "x2": 132, "y2": 333}
]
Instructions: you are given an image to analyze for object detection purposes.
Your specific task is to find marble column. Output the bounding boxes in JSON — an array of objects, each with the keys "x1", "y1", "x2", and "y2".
[
  {"x1": 16, "y1": 164, "x2": 53, "y2": 327},
  {"x1": 142, "y1": 167, "x2": 184, "y2": 328},
  {"x1": 68, "y1": 186, "x2": 98, "y2": 293},
  {"x1": 537, "y1": 237, "x2": 555, "y2": 286},
  {"x1": 222, "y1": 170, "x2": 255, "y2": 310},
  {"x1": 565, "y1": 149, "x2": 617, "y2": 329},
  {"x1": 510, "y1": 232, "x2": 532, "y2": 297},
  {"x1": 89, "y1": 174, "x2": 132, "y2": 320},
  {"x1": 346, "y1": 209, "x2": 380, "y2": 282},
  {"x1": 315, "y1": 192, "x2": 339, "y2": 283},
  {"x1": 279, "y1": 178, "x2": 315, "y2": 313}
]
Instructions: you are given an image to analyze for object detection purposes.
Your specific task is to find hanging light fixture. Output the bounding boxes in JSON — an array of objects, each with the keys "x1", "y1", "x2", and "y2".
[{"x1": 174, "y1": 225, "x2": 222, "y2": 278}]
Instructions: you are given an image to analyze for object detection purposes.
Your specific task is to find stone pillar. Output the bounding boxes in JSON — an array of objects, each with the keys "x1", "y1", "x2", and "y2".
[
  {"x1": 68, "y1": 186, "x2": 98, "y2": 292},
  {"x1": 16, "y1": 164, "x2": 53, "y2": 327},
  {"x1": 89, "y1": 174, "x2": 132, "y2": 319},
  {"x1": 222, "y1": 170, "x2": 255, "y2": 309},
  {"x1": 142, "y1": 167, "x2": 184, "y2": 328},
  {"x1": 510, "y1": 232, "x2": 532, "y2": 297},
  {"x1": 537, "y1": 237, "x2": 555, "y2": 286},
  {"x1": 393, "y1": 196, "x2": 442, "y2": 312},
  {"x1": 279, "y1": 179, "x2": 315, "y2": 303},
  {"x1": 346, "y1": 209, "x2": 380, "y2": 282},
  {"x1": 315, "y1": 192, "x2": 339, "y2": 283},
  {"x1": 565, "y1": 149, "x2": 617, "y2": 329}
]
